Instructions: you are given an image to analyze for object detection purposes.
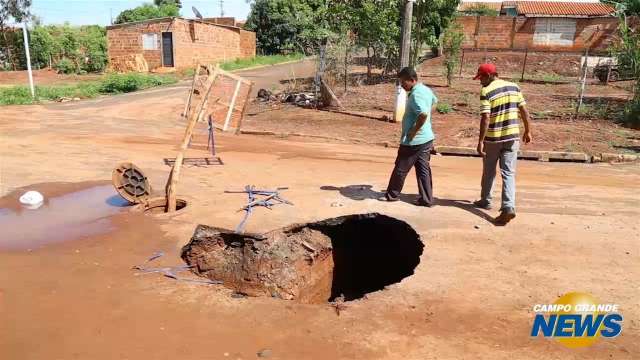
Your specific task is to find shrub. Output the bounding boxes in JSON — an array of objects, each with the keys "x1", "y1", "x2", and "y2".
[
  {"x1": 1, "y1": 24, "x2": 108, "y2": 73},
  {"x1": 54, "y1": 58, "x2": 78, "y2": 74},
  {"x1": 623, "y1": 95, "x2": 640, "y2": 128},
  {"x1": 463, "y1": 4, "x2": 499, "y2": 16},
  {"x1": 100, "y1": 73, "x2": 176, "y2": 93},
  {"x1": 437, "y1": 102, "x2": 453, "y2": 114},
  {"x1": 0, "y1": 73, "x2": 177, "y2": 105}
]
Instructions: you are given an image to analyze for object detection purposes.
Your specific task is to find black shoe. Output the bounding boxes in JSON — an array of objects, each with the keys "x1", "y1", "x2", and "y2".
[
  {"x1": 473, "y1": 199, "x2": 492, "y2": 210},
  {"x1": 378, "y1": 194, "x2": 399, "y2": 202},
  {"x1": 415, "y1": 199, "x2": 434, "y2": 208},
  {"x1": 494, "y1": 210, "x2": 516, "y2": 226}
]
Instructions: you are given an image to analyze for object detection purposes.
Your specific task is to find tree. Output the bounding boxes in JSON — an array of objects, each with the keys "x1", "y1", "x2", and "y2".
[
  {"x1": 442, "y1": 22, "x2": 463, "y2": 86},
  {"x1": 349, "y1": 0, "x2": 401, "y2": 79},
  {"x1": 613, "y1": 14, "x2": 640, "y2": 127},
  {"x1": 0, "y1": 0, "x2": 31, "y2": 26},
  {"x1": 411, "y1": 0, "x2": 460, "y2": 65},
  {"x1": 154, "y1": 0, "x2": 182, "y2": 8},
  {"x1": 114, "y1": 2, "x2": 180, "y2": 24},
  {"x1": 8, "y1": 24, "x2": 108, "y2": 73},
  {"x1": 245, "y1": 0, "x2": 326, "y2": 55},
  {"x1": 602, "y1": 0, "x2": 640, "y2": 16},
  {"x1": 0, "y1": 0, "x2": 31, "y2": 70}
]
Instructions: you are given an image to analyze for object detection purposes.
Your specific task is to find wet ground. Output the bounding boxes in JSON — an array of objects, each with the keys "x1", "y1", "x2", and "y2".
[
  {"x1": 0, "y1": 182, "x2": 128, "y2": 250},
  {"x1": 1, "y1": 61, "x2": 639, "y2": 360}
]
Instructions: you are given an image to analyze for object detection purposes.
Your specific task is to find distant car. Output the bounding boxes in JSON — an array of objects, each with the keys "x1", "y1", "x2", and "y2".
[{"x1": 594, "y1": 63, "x2": 635, "y2": 83}]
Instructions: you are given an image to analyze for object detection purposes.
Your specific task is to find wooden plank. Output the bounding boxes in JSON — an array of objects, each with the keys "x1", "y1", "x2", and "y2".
[
  {"x1": 216, "y1": 100, "x2": 244, "y2": 113},
  {"x1": 223, "y1": 79, "x2": 242, "y2": 131},
  {"x1": 182, "y1": 63, "x2": 200, "y2": 117},
  {"x1": 217, "y1": 68, "x2": 252, "y2": 85},
  {"x1": 166, "y1": 65, "x2": 219, "y2": 212},
  {"x1": 235, "y1": 83, "x2": 254, "y2": 135}
]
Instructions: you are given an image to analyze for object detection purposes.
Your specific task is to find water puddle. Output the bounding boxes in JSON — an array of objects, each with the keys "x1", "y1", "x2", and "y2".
[{"x1": 0, "y1": 184, "x2": 130, "y2": 251}]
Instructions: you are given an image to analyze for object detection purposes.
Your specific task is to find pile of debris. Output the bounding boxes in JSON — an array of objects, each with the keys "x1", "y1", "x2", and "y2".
[
  {"x1": 256, "y1": 80, "x2": 341, "y2": 109},
  {"x1": 257, "y1": 88, "x2": 317, "y2": 107}
]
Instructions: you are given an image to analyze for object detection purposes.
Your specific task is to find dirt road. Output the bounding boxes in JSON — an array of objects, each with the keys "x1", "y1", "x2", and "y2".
[
  {"x1": 1, "y1": 63, "x2": 639, "y2": 359},
  {"x1": 236, "y1": 58, "x2": 316, "y2": 97}
]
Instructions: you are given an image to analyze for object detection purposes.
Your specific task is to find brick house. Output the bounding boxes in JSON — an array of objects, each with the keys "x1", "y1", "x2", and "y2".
[
  {"x1": 106, "y1": 17, "x2": 256, "y2": 71},
  {"x1": 456, "y1": 1, "x2": 618, "y2": 52}
]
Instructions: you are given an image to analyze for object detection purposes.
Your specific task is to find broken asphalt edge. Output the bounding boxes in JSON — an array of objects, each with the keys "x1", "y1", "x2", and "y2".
[{"x1": 237, "y1": 131, "x2": 639, "y2": 164}]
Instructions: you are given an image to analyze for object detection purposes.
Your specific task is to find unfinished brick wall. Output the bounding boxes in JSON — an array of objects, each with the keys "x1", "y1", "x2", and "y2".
[
  {"x1": 106, "y1": 18, "x2": 173, "y2": 70},
  {"x1": 203, "y1": 17, "x2": 237, "y2": 27},
  {"x1": 455, "y1": 16, "x2": 619, "y2": 53},
  {"x1": 239, "y1": 30, "x2": 257, "y2": 59},
  {"x1": 107, "y1": 17, "x2": 256, "y2": 71},
  {"x1": 171, "y1": 18, "x2": 245, "y2": 68}
]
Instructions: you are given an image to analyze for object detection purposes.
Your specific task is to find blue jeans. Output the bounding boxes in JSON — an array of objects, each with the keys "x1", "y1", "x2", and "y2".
[{"x1": 481, "y1": 140, "x2": 519, "y2": 212}]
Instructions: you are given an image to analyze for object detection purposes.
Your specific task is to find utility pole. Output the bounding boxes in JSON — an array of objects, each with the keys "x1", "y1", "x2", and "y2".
[
  {"x1": 110, "y1": 8, "x2": 113, "y2": 25},
  {"x1": 22, "y1": 21, "x2": 35, "y2": 98},
  {"x1": 220, "y1": 0, "x2": 225, "y2": 17},
  {"x1": 394, "y1": 0, "x2": 415, "y2": 123}
]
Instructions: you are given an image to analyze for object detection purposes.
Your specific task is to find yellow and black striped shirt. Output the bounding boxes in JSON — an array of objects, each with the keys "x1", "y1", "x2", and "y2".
[{"x1": 480, "y1": 79, "x2": 526, "y2": 142}]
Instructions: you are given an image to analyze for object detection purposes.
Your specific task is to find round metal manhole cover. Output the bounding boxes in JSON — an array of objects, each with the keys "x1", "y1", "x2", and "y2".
[{"x1": 112, "y1": 162, "x2": 151, "y2": 204}]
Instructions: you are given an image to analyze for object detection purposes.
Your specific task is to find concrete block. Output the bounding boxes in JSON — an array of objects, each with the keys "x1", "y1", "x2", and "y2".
[
  {"x1": 547, "y1": 151, "x2": 590, "y2": 162},
  {"x1": 435, "y1": 146, "x2": 480, "y2": 157}
]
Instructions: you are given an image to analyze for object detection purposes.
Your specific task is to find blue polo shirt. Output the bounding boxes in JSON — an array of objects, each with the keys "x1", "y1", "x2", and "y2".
[{"x1": 401, "y1": 83, "x2": 437, "y2": 146}]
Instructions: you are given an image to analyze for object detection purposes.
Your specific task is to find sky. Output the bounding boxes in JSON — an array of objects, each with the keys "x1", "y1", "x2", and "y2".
[{"x1": 27, "y1": 0, "x2": 252, "y2": 26}]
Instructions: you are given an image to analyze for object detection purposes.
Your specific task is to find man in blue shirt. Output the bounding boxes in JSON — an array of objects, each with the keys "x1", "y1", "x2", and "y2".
[{"x1": 382, "y1": 67, "x2": 438, "y2": 207}]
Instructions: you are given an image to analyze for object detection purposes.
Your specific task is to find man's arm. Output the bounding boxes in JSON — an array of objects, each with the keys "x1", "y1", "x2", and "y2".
[
  {"x1": 407, "y1": 92, "x2": 436, "y2": 141},
  {"x1": 478, "y1": 89, "x2": 491, "y2": 156},
  {"x1": 519, "y1": 104, "x2": 532, "y2": 144},
  {"x1": 477, "y1": 113, "x2": 489, "y2": 156},
  {"x1": 407, "y1": 112, "x2": 428, "y2": 141}
]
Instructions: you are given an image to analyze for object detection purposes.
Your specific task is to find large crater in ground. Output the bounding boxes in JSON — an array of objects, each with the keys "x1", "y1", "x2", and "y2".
[{"x1": 181, "y1": 213, "x2": 424, "y2": 303}]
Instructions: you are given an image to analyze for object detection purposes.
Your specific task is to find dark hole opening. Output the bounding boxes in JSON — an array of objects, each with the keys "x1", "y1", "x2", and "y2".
[{"x1": 309, "y1": 214, "x2": 424, "y2": 302}]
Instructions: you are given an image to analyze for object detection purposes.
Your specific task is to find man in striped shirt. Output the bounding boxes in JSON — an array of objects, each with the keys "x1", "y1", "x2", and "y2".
[{"x1": 474, "y1": 63, "x2": 532, "y2": 225}]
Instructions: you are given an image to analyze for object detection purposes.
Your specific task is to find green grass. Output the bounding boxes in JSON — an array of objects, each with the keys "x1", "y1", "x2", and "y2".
[
  {"x1": 220, "y1": 54, "x2": 305, "y2": 72},
  {"x1": 0, "y1": 73, "x2": 177, "y2": 105}
]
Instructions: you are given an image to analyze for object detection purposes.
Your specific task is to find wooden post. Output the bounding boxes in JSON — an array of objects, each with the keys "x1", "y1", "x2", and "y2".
[
  {"x1": 575, "y1": 47, "x2": 590, "y2": 120},
  {"x1": 235, "y1": 82, "x2": 254, "y2": 135},
  {"x1": 166, "y1": 66, "x2": 220, "y2": 212},
  {"x1": 223, "y1": 79, "x2": 242, "y2": 131},
  {"x1": 182, "y1": 63, "x2": 200, "y2": 117},
  {"x1": 520, "y1": 48, "x2": 529, "y2": 82}
]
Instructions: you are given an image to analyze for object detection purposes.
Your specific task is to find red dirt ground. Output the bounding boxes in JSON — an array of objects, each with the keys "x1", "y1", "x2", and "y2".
[
  {"x1": 1, "y1": 60, "x2": 639, "y2": 359},
  {"x1": 0, "y1": 69, "x2": 102, "y2": 87},
  {"x1": 244, "y1": 57, "x2": 640, "y2": 155}
]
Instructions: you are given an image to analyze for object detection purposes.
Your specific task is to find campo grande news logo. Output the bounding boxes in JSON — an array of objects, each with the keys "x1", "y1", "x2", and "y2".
[{"x1": 531, "y1": 292, "x2": 623, "y2": 348}]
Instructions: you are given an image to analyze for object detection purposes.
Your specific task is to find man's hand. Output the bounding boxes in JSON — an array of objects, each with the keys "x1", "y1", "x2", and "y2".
[
  {"x1": 522, "y1": 131, "x2": 532, "y2": 144},
  {"x1": 477, "y1": 141, "x2": 485, "y2": 157},
  {"x1": 408, "y1": 128, "x2": 418, "y2": 141}
]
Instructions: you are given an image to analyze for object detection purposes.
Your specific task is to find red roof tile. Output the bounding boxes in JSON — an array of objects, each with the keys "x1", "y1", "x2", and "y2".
[{"x1": 515, "y1": 2, "x2": 615, "y2": 17}]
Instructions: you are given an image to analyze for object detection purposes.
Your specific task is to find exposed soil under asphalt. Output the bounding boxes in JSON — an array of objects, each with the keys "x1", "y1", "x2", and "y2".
[{"x1": 1, "y1": 60, "x2": 639, "y2": 359}]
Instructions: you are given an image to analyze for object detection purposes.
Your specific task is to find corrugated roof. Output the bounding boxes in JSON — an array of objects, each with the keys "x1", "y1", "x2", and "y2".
[
  {"x1": 515, "y1": 2, "x2": 615, "y2": 17},
  {"x1": 458, "y1": 2, "x2": 503, "y2": 12}
]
